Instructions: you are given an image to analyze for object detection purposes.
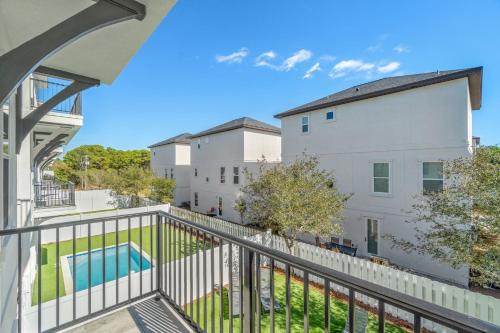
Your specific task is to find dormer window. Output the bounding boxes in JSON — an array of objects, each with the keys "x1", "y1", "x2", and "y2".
[{"x1": 326, "y1": 111, "x2": 335, "y2": 121}]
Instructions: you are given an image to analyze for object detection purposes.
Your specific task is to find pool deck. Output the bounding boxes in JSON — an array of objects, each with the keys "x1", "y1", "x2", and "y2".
[{"x1": 64, "y1": 297, "x2": 195, "y2": 333}]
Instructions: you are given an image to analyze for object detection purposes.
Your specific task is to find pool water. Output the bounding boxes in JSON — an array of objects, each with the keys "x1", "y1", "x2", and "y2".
[{"x1": 67, "y1": 244, "x2": 151, "y2": 292}]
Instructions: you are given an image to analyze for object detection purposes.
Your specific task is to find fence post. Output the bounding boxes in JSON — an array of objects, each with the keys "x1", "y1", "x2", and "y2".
[{"x1": 242, "y1": 247, "x2": 255, "y2": 333}]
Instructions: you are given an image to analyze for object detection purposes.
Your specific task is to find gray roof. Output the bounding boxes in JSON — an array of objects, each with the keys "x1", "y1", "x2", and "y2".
[
  {"x1": 148, "y1": 133, "x2": 192, "y2": 148},
  {"x1": 275, "y1": 67, "x2": 483, "y2": 118},
  {"x1": 189, "y1": 117, "x2": 281, "y2": 139}
]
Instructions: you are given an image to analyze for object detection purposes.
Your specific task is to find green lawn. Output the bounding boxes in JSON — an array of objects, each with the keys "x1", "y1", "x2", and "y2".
[
  {"x1": 186, "y1": 272, "x2": 406, "y2": 333},
  {"x1": 32, "y1": 224, "x2": 208, "y2": 305}
]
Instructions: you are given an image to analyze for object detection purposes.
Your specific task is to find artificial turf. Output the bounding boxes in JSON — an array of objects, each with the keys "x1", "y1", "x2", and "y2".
[{"x1": 185, "y1": 272, "x2": 406, "y2": 333}]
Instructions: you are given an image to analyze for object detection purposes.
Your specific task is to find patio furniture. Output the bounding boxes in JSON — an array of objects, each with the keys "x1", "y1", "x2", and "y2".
[{"x1": 325, "y1": 241, "x2": 358, "y2": 256}]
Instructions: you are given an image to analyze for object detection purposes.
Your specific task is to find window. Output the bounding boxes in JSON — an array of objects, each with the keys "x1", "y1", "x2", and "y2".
[
  {"x1": 153, "y1": 151, "x2": 156, "y2": 156},
  {"x1": 194, "y1": 168, "x2": 198, "y2": 177},
  {"x1": 423, "y1": 162, "x2": 443, "y2": 194},
  {"x1": 206, "y1": 177, "x2": 209, "y2": 183},
  {"x1": 326, "y1": 111, "x2": 335, "y2": 121},
  {"x1": 372, "y1": 162, "x2": 390, "y2": 194},
  {"x1": 164, "y1": 168, "x2": 168, "y2": 179},
  {"x1": 197, "y1": 139, "x2": 201, "y2": 149},
  {"x1": 170, "y1": 168, "x2": 174, "y2": 180},
  {"x1": 233, "y1": 167, "x2": 239, "y2": 184},
  {"x1": 220, "y1": 167, "x2": 225, "y2": 183},
  {"x1": 194, "y1": 192, "x2": 198, "y2": 206},
  {"x1": 301, "y1": 116, "x2": 309, "y2": 133}
]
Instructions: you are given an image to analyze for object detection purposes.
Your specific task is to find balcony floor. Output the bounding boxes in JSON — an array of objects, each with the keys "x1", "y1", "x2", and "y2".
[{"x1": 65, "y1": 297, "x2": 195, "y2": 333}]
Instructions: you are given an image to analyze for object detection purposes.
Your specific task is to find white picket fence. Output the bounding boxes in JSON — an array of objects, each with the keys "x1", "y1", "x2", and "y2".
[
  {"x1": 249, "y1": 232, "x2": 500, "y2": 330},
  {"x1": 169, "y1": 206, "x2": 260, "y2": 238}
]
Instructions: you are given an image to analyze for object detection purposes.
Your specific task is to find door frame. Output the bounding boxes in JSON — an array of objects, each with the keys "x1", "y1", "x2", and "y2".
[{"x1": 365, "y1": 217, "x2": 381, "y2": 256}]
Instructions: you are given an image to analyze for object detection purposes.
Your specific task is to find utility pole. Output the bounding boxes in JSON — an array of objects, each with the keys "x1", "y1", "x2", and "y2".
[{"x1": 80, "y1": 155, "x2": 89, "y2": 190}]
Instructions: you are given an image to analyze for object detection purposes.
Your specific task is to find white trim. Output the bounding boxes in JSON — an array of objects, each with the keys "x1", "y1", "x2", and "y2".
[
  {"x1": 325, "y1": 109, "x2": 336, "y2": 123},
  {"x1": 300, "y1": 114, "x2": 310, "y2": 135},
  {"x1": 369, "y1": 160, "x2": 393, "y2": 197},
  {"x1": 420, "y1": 160, "x2": 444, "y2": 194}
]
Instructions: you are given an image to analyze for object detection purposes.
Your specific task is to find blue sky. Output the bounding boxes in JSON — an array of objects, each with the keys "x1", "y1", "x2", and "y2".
[{"x1": 68, "y1": 0, "x2": 500, "y2": 151}]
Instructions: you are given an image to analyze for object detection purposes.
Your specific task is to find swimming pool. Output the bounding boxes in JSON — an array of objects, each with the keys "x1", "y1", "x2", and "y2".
[{"x1": 67, "y1": 244, "x2": 151, "y2": 292}]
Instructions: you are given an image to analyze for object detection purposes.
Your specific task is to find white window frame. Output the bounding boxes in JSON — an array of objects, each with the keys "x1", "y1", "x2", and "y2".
[
  {"x1": 194, "y1": 168, "x2": 198, "y2": 177},
  {"x1": 421, "y1": 161, "x2": 444, "y2": 195},
  {"x1": 233, "y1": 166, "x2": 239, "y2": 185},
  {"x1": 325, "y1": 110, "x2": 335, "y2": 122},
  {"x1": 170, "y1": 167, "x2": 174, "y2": 180},
  {"x1": 301, "y1": 115, "x2": 310, "y2": 134},
  {"x1": 194, "y1": 192, "x2": 198, "y2": 206},
  {"x1": 370, "y1": 161, "x2": 392, "y2": 197},
  {"x1": 220, "y1": 166, "x2": 225, "y2": 184}
]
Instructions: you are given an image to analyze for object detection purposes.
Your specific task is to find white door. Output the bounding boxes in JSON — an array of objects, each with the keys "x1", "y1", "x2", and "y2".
[{"x1": 366, "y1": 218, "x2": 379, "y2": 255}]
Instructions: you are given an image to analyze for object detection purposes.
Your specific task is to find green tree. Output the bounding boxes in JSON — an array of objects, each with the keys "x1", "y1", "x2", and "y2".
[
  {"x1": 150, "y1": 178, "x2": 176, "y2": 204},
  {"x1": 387, "y1": 146, "x2": 500, "y2": 286},
  {"x1": 52, "y1": 159, "x2": 76, "y2": 183},
  {"x1": 108, "y1": 166, "x2": 153, "y2": 208},
  {"x1": 237, "y1": 156, "x2": 350, "y2": 252}
]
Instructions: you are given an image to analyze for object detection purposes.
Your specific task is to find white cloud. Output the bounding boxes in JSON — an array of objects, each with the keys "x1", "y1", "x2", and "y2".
[
  {"x1": 255, "y1": 51, "x2": 278, "y2": 69},
  {"x1": 215, "y1": 47, "x2": 249, "y2": 64},
  {"x1": 378, "y1": 62, "x2": 400, "y2": 73},
  {"x1": 319, "y1": 55, "x2": 336, "y2": 62},
  {"x1": 329, "y1": 59, "x2": 375, "y2": 78},
  {"x1": 255, "y1": 49, "x2": 313, "y2": 72},
  {"x1": 393, "y1": 44, "x2": 409, "y2": 53},
  {"x1": 303, "y1": 62, "x2": 321, "y2": 79},
  {"x1": 367, "y1": 44, "x2": 382, "y2": 53},
  {"x1": 281, "y1": 49, "x2": 312, "y2": 71}
]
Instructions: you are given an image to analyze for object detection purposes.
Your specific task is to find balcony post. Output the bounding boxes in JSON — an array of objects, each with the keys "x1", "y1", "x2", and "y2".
[
  {"x1": 242, "y1": 247, "x2": 255, "y2": 333},
  {"x1": 156, "y1": 213, "x2": 162, "y2": 296}
]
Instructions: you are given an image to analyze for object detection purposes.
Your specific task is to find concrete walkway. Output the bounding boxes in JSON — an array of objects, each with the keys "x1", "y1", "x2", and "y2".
[{"x1": 65, "y1": 297, "x2": 194, "y2": 333}]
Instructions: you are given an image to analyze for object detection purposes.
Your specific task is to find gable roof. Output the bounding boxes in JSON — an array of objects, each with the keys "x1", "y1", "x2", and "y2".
[
  {"x1": 275, "y1": 67, "x2": 483, "y2": 119},
  {"x1": 148, "y1": 133, "x2": 191, "y2": 148},
  {"x1": 189, "y1": 117, "x2": 281, "y2": 139}
]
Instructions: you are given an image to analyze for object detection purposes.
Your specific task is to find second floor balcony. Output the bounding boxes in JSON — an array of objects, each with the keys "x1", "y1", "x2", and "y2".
[
  {"x1": 33, "y1": 181, "x2": 75, "y2": 209},
  {"x1": 30, "y1": 76, "x2": 82, "y2": 116},
  {"x1": 0, "y1": 209, "x2": 496, "y2": 333}
]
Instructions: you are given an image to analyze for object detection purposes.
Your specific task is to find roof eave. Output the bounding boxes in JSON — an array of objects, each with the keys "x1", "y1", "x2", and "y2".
[
  {"x1": 189, "y1": 124, "x2": 280, "y2": 139},
  {"x1": 274, "y1": 67, "x2": 484, "y2": 119}
]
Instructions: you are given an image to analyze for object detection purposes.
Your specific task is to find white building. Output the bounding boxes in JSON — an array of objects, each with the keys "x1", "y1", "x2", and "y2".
[
  {"x1": 275, "y1": 67, "x2": 483, "y2": 285},
  {"x1": 149, "y1": 133, "x2": 191, "y2": 206},
  {"x1": 190, "y1": 117, "x2": 281, "y2": 223}
]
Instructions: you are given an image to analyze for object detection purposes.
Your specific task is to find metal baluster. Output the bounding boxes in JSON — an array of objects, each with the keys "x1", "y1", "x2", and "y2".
[
  {"x1": 270, "y1": 258, "x2": 275, "y2": 333},
  {"x1": 348, "y1": 289, "x2": 355, "y2": 333},
  {"x1": 304, "y1": 272, "x2": 309, "y2": 333},
  {"x1": 190, "y1": 227, "x2": 194, "y2": 320},
  {"x1": 115, "y1": 219, "x2": 119, "y2": 305},
  {"x1": 203, "y1": 234, "x2": 207, "y2": 331},
  {"x1": 196, "y1": 230, "x2": 200, "y2": 326},
  {"x1": 157, "y1": 214, "x2": 162, "y2": 294},
  {"x1": 285, "y1": 264, "x2": 291, "y2": 333},
  {"x1": 211, "y1": 235, "x2": 215, "y2": 333},
  {"x1": 173, "y1": 221, "x2": 177, "y2": 303},
  {"x1": 150, "y1": 215, "x2": 153, "y2": 292},
  {"x1": 102, "y1": 221, "x2": 106, "y2": 310},
  {"x1": 414, "y1": 314, "x2": 421, "y2": 333},
  {"x1": 239, "y1": 246, "x2": 243, "y2": 333},
  {"x1": 256, "y1": 254, "x2": 261, "y2": 333},
  {"x1": 128, "y1": 218, "x2": 131, "y2": 299},
  {"x1": 378, "y1": 300, "x2": 385, "y2": 333},
  {"x1": 219, "y1": 238, "x2": 224, "y2": 333},
  {"x1": 184, "y1": 225, "x2": 187, "y2": 312},
  {"x1": 55, "y1": 228, "x2": 60, "y2": 327},
  {"x1": 324, "y1": 280, "x2": 330, "y2": 333},
  {"x1": 168, "y1": 218, "x2": 172, "y2": 300},
  {"x1": 164, "y1": 217, "x2": 168, "y2": 296},
  {"x1": 242, "y1": 248, "x2": 254, "y2": 333},
  {"x1": 88, "y1": 223, "x2": 92, "y2": 315},
  {"x1": 18, "y1": 233, "x2": 23, "y2": 333},
  {"x1": 228, "y1": 243, "x2": 233, "y2": 333},
  {"x1": 73, "y1": 225, "x2": 77, "y2": 320},
  {"x1": 178, "y1": 223, "x2": 182, "y2": 307},
  {"x1": 139, "y1": 216, "x2": 143, "y2": 296}
]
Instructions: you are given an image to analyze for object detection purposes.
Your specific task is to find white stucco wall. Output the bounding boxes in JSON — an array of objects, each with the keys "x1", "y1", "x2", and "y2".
[
  {"x1": 190, "y1": 128, "x2": 281, "y2": 224},
  {"x1": 279, "y1": 78, "x2": 474, "y2": 285},
  {"x1": 150, "y1": 143, "x2": 191, "y2": 205}
]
